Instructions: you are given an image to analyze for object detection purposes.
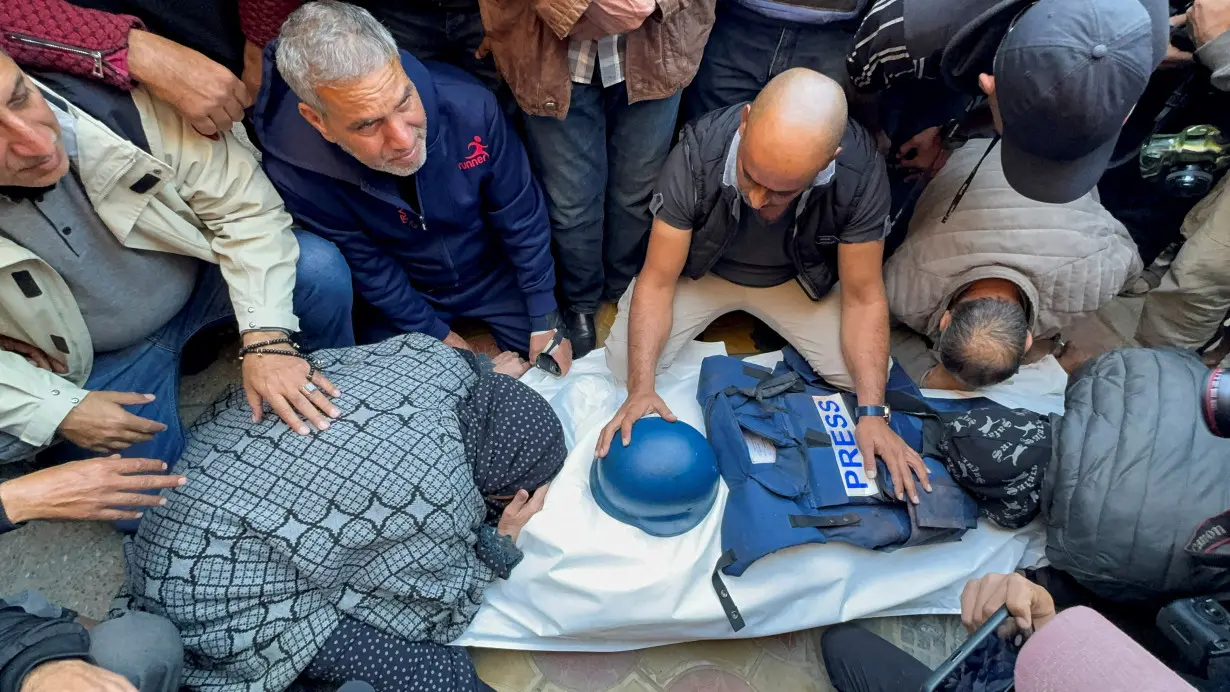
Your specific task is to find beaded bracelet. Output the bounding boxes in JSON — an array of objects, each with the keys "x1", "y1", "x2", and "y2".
[
  {"x1": 239, "y1": 347, "x2": 323, "y2": 380},
  {"x1": 237, "y1": 337, "x2": 298, "y2": 357}
]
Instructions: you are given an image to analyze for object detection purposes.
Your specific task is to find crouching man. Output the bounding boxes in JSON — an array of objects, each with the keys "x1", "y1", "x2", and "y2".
[
  {"x1": 0, "y1": 46, "x2": 356, "y2": 535},
  {"x1": 884, "y1": 140, "x2": 1142, "y2": 391},
  {"x1": 253, "y1": 2, "x2": 572, "y2": 373},
  {"x1": 600, "y1": 69, "x2": 933, "y2": 504}
]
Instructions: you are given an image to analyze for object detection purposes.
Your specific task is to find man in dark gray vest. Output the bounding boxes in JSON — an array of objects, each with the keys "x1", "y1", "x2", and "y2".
[{"x1": 599, "y1": 68, "x2": 934, "y2": 505}]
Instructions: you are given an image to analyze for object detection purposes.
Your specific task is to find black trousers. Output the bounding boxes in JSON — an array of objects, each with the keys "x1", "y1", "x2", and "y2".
[
  {"x1": 305, "y1": 616, "x2": 495, "y2": 692},
  {"x1": 821, "y1": 624, "x2": 934, "y2": 692}
]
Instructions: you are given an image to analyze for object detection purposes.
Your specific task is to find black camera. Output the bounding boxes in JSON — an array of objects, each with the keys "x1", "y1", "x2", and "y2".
[
  {"x1": 1158, "y1": 596, "x2": 1230, "y2": 682},
  {"x1": 1140, "y1": 125, "x2": 1230, "y2": 198},
  {"x1": 1204, "y1": 368, "x2": 1230, "y2": 437}
]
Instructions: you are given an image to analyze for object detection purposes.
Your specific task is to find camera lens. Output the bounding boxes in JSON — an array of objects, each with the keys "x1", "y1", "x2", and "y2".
[{"x1": 1203, "y1": 368, "x2": 1230, "y2": 437}]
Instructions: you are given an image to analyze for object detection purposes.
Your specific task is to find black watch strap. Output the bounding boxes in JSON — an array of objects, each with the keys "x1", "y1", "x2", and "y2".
[{"x1": 854, "y1": 405, "x2": 891, "y2": 422}]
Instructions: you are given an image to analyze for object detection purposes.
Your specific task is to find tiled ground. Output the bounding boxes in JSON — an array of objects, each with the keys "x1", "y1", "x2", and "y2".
[{"x1": 0, "y1": 296, "x2": 1143, "y2": 691}]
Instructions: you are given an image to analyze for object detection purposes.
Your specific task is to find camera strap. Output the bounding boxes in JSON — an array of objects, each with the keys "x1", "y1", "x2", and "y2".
[{"x1": 1186, "y1": 509, "x2": 1230, "y2": 566}]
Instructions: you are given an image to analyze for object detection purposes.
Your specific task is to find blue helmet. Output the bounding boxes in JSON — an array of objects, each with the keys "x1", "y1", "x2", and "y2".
[{"x1": 589, "y1": 417, "x2": 720, "y2": 537}]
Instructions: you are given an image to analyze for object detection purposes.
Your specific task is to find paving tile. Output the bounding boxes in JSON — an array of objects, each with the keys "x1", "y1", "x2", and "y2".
[
  {"x1": 1096, "y1": 295, "x2": 1144, "y2": 343},
  {"x1": 1061, "y1": 310, "x2": 1130, "y2": 363},
  {"x1": 748, "y1": 652, "x2": 833, "y2": 692},
  {"x1": 602, "y1": 672, "x2": 662, "y2": 692},
  {"x1": 596, "y1": 303, "x2": 619, "y2": 349},
  {"x1": 179, "y1": 353, "x2": 241, "y2": 407},
  {"x1": 0, "y1": 521, "x2": 124, "y2": 619},
  {"x1": 755, "y1": 630, "x2": 815, "y2": 666},
  {"x1": 639, "y1": 639, "x2": 763, "y2": 686},
  {"x1": 473, "y1": 648, "x2": 541, "y2": 692},
  {"x1": 534, "y1": 650, "x2": 641, "y2": 692},
  {"x1": 661, "y1": 667, "x2": 755, "y2": 692}
]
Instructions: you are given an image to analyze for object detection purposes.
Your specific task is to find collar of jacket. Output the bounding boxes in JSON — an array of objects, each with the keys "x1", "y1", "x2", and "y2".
[
  {"x1": 926, "y1": 264, "x2": 1040, "y2": 338},
  {"x1": 254, "y1": 43, "x2": 442, "y2": 190},
  {"x1": 31, "y1": 79, "x2": 174, "y2": 240}
]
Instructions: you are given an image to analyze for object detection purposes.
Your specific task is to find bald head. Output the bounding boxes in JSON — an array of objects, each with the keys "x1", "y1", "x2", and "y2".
[{"x1": 736, "y1": 69, "x2": 847, "y2": 215}]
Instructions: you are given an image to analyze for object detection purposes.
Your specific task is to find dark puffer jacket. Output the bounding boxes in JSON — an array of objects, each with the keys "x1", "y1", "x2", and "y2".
[{"x1": 1044, "y1": 348, "x2": 1230, "y2": 602}]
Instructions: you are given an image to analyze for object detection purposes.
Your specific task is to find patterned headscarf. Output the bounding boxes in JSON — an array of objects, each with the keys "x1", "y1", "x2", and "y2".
[{"x1": 458, "y1": 369, "x2": 567, "y2": 510}]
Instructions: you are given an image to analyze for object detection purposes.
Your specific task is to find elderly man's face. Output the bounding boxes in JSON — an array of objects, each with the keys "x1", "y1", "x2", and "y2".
[
  {"x1": 299, "y1": 59, "x2": 427, "y2": 176},
  {"x1": 0, "y1": 56, "x2": 69, "y2": 188}
]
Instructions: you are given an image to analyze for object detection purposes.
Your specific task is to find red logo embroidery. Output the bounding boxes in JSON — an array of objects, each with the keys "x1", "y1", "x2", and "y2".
[
  {"x1": 398, "y1": 209, "x2": 410, "y2": 225},
  {"x1": 458, "y1": 136, "x2": 490, "y2": 170}
]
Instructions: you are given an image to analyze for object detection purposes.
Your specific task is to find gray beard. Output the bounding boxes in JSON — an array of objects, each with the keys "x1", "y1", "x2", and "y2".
[{"x1": 340, "y1": 132, "x2": 427, "y2": 177}]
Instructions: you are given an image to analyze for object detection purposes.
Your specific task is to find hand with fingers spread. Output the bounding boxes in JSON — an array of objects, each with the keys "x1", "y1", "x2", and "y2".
[
  {"x1": 58, "y1": 391, "x2": 168, "y2": 452},
  {"x1": 127, "y1": 29, "x2": 251, "y2": 137},
  {"x1": 960, "y1": 572, "x2": 1056, "y2": 634},
  {"x1": 20, "y1": 659, "x2": 137, "y2": 692},
  {"x1": 855, "y1": 416, "x2": 931, "y2": 504},
  {"x1": 241, "y1": 332, "x2": 340, "y2": 435},
  {"x1": 595, "y1": 390, "x2": 678, "y2": 458},
  {"x1": 0, "y1": 455, "x2": 186, "y2": 524},
  {"x1": 0, "y1": 335, "x2": 66, "y2": 374},
  {"x1": 497, "y1": 484, "x2": 549, "y2": 542}
]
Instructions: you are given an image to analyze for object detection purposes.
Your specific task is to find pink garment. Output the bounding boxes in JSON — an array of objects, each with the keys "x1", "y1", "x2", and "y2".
[{"x1": 1015, "y1": 607, "x2": 1196, "y2": 692}]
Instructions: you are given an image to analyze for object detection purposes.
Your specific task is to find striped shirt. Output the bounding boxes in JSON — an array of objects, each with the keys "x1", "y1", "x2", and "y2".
[
  {"x1": 567, "y1": 34, "x2": 628, "y2": 87},
  {"x1": 845, "y1": 0, "x2": 935, "y2": 93}
]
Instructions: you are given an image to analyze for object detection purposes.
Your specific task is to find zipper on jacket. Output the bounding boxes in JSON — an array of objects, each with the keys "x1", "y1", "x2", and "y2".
[
  {"x1": 414, "y1": 181, "x2": 461, "y2": 283},
  {"x1": 6, "y1": 33, "x2": 106, "y2": 78}
]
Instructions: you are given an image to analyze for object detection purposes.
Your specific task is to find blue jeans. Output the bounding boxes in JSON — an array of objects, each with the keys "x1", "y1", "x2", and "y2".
[
  {"x1": 0, "y1": 232, "x2": 353, "y2": 511},
  {"x1": 681, "y1": 2, "x2": 858, "y2": 124},
  {"x1": 522, "y1": 82, "x2": 680, "y2": 314}
]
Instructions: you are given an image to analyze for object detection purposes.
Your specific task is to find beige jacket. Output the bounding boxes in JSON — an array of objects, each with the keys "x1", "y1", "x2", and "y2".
[
  {"x1": 0, "y1": 80, "x2": 299, "y2": 448},
  {"x1": 884, "y1": 140, "x2": 1141, "y2": 341}
]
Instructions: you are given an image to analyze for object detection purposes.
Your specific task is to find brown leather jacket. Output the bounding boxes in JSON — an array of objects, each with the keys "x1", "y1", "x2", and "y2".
[{"x1": 477, "y1": 0, "x2": 716, "y2": 119}]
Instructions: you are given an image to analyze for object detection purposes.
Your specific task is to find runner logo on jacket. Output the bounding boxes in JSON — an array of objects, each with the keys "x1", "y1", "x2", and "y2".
[
  {"x1": 459, "y1": 136, "x2": 490, "y2": 170},
  {"x1": 815, "y1": 394, "x2": 879, "y2": 497}
]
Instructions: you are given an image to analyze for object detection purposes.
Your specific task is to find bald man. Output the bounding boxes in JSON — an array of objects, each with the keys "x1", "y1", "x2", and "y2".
[{"x1": 598, "y1": 69, "x2": 931, "y2": 504}]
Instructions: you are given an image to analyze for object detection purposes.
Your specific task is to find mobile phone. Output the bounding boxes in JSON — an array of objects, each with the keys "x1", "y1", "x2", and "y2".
[{"x1": 920, "y1": 606, "x2": 1012, "y2": 692}]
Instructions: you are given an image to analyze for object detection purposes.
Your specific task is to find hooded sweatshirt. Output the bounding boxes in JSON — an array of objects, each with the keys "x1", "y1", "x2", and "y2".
[{"x1": 253, "y1": 47, "x2": 558, "y2": 340}]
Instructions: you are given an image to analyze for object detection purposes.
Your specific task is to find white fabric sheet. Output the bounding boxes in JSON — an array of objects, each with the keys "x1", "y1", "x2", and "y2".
[{"x1": 455, "y1": 343, "x2": 1055, "y2": 651}]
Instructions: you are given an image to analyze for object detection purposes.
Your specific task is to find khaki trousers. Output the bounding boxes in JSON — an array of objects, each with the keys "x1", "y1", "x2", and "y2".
[
  {"x1": 604, "y1": 274, "x2": 855, "y2": 389},
  {"x1": 1137, "y1": 176, "x2": 1230, "y2": 349}
]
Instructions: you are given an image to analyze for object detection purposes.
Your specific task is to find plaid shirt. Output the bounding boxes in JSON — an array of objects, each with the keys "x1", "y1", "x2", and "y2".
[{"x1": 567, "y1": 34, "x2": 628, "y2": 87}]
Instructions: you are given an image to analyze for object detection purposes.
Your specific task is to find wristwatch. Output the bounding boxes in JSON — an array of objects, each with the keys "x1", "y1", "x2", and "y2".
[{"x1": 853, "y1": 405, "x2": 891, "y2": 423}]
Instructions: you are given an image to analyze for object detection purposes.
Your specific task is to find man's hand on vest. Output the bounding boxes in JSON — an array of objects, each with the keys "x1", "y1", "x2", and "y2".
[
  {"x1": 241, "y1": 332, "x2": 340, "y2": 436},
  {"x1": 855, "y1": 416, "x2": 931, "y2": 504},
  {"x1": 595, "y1": 390, "x2": 678, "y2": 458},
  {"x1": 59, "y1": 392, "x2": 167, "y2": 452}
]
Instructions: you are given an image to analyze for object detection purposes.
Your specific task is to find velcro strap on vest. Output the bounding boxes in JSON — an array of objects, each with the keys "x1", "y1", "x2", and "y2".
[
  {"x1": 712, "y1": 550, "x2": 746, "y2": 632},
  {"x1": 1187, "y1": 510, "x2": 1230, "y2": 566},
  {"x1": 789, "y1": 513, "x2": 862, "y2": 529}
]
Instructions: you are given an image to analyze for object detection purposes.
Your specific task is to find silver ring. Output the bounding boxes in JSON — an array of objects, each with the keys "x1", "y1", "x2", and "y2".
[{"x1": 302, "y1": 382, "x2": 319, "y2": 394}]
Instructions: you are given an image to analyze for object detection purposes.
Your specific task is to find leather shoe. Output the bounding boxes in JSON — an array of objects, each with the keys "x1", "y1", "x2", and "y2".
[{"x1": 564, "y1": 310, "x2": 597, "y2": 359}]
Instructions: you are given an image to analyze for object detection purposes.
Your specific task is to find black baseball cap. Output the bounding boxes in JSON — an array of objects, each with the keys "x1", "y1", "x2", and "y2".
[{"x1": 995, "y1": 0, "x2": 1165, "y2": 204}]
